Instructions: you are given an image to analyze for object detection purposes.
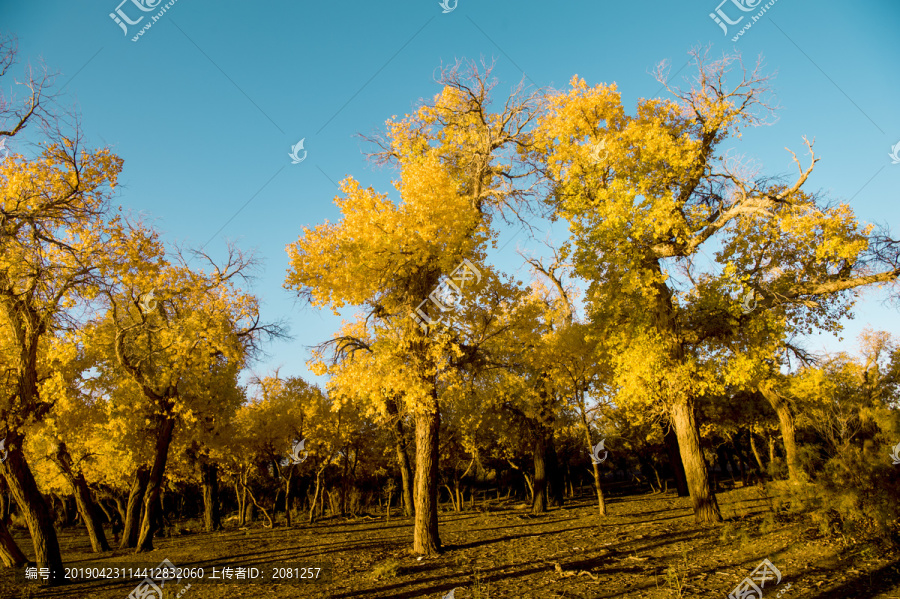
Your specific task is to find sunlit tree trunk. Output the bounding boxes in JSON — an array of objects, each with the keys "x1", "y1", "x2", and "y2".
[
  {"x1": 0, "y1": 517, "x2": 27, "y2": 567},
  {"x1": 309, "y1": 467, "x2": 324, "y2": 524},
  {"x1": 671, "y1": 398, "x2": 722, "y2": 523},
  {"x1": 758, "y1": 381, "x2": 804, "y2": 483},
  {"x1": 650, "y1": 262, "x2": 721, "y2": 523},
  {"x1": 0, "y1": 434, "x2": 65, "y2": 583},
  {"x1": 234, "y1": 480, "x2": 245, "y2": 526},
  {"x1": 121, "y1": 466, "x2": 148, "y2": 549},
  {"x1": 577, "y1": 407, "x2": 606, "y2": 515},
  {"x1": 412, "y1": 395, "x2": 441, "y2": 555},
  {"x1": 531, "y1": 428, "x2": 548, "y2": 515},
  {"x1": 240, "y1": 480, "x2": 273, "y2": 528},
  {"x1": 52, "y1": 443, "x2": 109, "y2": 553},
  {"x1": 136, "y1": 417, "x2": 175, "y2": 552},
  {"x1": 749, "y1": 431, "x2": 765, "y2": 474}
]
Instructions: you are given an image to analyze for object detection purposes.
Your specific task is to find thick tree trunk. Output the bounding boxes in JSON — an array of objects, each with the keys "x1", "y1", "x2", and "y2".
[
  {"x1": 531, "y1": 428, "x2": 548, "y2": 515},
  {"x1": 647, "y1": 257, "x2": 718, "y2": 522},
  {"x1": 0, "y1": 517, "x2": 27, "y2": 567},
  {"x1": 412, "y1": 404, "x2": 441, "y2": 555},
  {"x1": 671, "y1": 398, "x2": 722, "y2": 523},
  {"x1": 0, "y1": 437, "x2": 65, "y2": 584},
  {"x1": 664, "y1": 421, "x2": 690, "y2": 496},
  {"x1": 121, "y1": 466, "x2": 148, "y2": 549},
  {"x1": 201, "y1": 463, "x2": 221, "y2": 532},
  {"x1": 70, "y1": 474, "x2": 109, "y2": 552},
  {"x1": 758, "y1": 382, "x2": 804, "y2": 482},
  {"x1": 135, "y1": 417, "x2": 175, "y2": 553},
  {"x1": 52, "y1": 442, "x2": 109, "y2": 553}
]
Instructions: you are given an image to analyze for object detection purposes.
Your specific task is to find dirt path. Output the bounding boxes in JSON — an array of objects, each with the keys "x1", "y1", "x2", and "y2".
[{"x1": 5, "y1": 484, "x2": 900, "y2": 598}]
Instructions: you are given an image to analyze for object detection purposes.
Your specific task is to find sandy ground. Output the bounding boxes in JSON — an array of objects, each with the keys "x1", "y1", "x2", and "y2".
[{"x1": 3, "y1": 481, "x2": 900, "y2": 599}]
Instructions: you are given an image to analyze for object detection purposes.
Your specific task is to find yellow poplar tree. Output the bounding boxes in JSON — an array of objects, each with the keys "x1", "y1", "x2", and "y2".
[
  {"x1": 288, "y1": 62, "x2": 541, "y2": 553},
  {"x1": 529, "y1": 49, "x2": 900, "y2": 522}
]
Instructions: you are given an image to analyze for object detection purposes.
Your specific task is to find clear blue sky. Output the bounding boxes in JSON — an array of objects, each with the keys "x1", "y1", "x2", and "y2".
[{"x1": 2, "y1": 0, "x2": 898, "y2": 384}]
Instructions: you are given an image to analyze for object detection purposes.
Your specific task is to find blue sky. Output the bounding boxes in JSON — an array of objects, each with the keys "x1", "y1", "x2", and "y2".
[{"x1": 2, "y1": 0, "x2": 899, "y2": 384}]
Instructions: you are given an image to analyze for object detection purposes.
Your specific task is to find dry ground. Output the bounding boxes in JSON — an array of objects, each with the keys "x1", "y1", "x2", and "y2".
[{"x1": 3, "y1": 481, "x2": 900, "y2": 599}]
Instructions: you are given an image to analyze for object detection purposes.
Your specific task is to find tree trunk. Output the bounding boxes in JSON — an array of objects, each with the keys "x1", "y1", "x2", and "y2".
[
  {"x1": 664, "y1": 423, "x2": 690, "y2": 497},
  {"x1": 201, "y1": 463, "x2": 221, "y2": 532},
  {"x1": 546, "y1": 436, "x2": 564, "y2": 507},
  {"x1": 412, "y1": 404, "x2": 441, "y2": 555},
  {"x1": 386, "y1": 396, "x2": 415, "y2": 518},
  {"x1": 95, "y1": 499, "x2": 114, "y2": 522},
  {"x1": 443, "y1": 484, "x2": 457, "y2": 512},
  {"x1": 577, "y1": 408, "x2": 607, "y2": 516},
  {"x1": 234, "y1": 481, "x2": 246, "y2": 526},
  {"x1": 52, "y1": 442, "x2": 109, "y2": 553},
  {"x1": 105, "y1": 490, "x2": 127, "y2": 524},
  {"x1": 54, "y1": 494, "x2": 71, "y2": 527},
  {"x1": 0, "y1": 517, "x2": 27, "y2": 567},
  {"x1": 0, "y1": 436, "x2": 65, "y2": 584},
  {"x1": 309, "y1": 468, "x2": 323, "y2": 524},
  {"x1": 283, "y1": 470, "x2": 293, "y2": 527},
  {"x1": 758, "y1": 381, "x2": 804, "y2": 482},
  {"x1": 241, "y1": 481, "x2": 274, "y2": 528},
  {"x1": 671, "y1": 398, "x2": 722, "y2": 523},
  {"x1": 749, "y1": 431, "x2": 765, "y2": 473},
  {"x1": 121, "y1": 466, "x2": 148, "y2": 549},
  {"x1": 0, "y1": 488, "x2": 9, "y2": 524},
  {"x1": 135, "y1": 417, "x2": 175, "y2": 553},
  {"x1": 70, "y1": 473, "x2": 109, "y2": 552},
  {"x1": 531, "y1": 428, "x2": 548, "y2": 515}
]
